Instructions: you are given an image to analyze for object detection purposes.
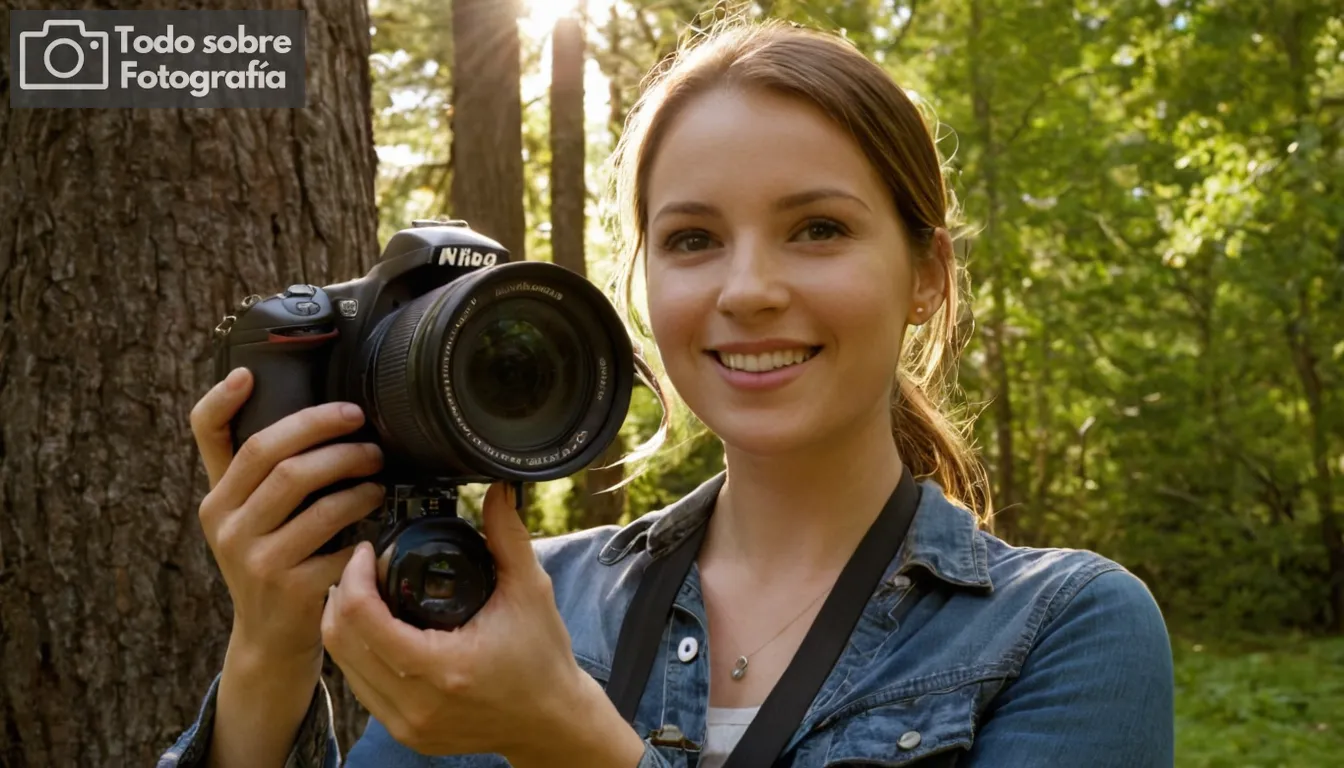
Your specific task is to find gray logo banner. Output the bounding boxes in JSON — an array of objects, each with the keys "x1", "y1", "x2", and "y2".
[{"x1": 9, "y1": 10, "x2": 306, "y2": 108}]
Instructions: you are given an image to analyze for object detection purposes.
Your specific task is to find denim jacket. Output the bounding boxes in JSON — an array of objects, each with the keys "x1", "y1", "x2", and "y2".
[{"x1": 159, "y1": 474, "x2": 1175, "y2": 767}]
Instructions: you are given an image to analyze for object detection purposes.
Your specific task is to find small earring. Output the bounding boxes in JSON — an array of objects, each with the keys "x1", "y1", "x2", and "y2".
[{"x1": 915, "y1": 306, "x2": 925, "y2": 314}]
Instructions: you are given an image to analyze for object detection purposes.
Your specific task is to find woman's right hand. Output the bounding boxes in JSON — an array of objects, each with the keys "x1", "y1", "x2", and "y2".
[{"x1": 191, "y1": 366, "x2": 386, "y2": 669}]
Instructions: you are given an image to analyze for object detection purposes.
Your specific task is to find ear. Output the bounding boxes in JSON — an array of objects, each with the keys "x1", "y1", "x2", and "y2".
[{"x1": 907, "y1": 228, "x2": 952, "y2": 326}]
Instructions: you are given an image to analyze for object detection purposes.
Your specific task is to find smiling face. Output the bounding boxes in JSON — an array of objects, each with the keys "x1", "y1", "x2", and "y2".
[{"x1": 642, "y1": 87, "x2": 944, "y2": 457}]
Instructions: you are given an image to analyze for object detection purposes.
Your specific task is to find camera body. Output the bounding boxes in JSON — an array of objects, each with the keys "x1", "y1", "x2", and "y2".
[{"x1": 212, "y1": 220, "x2": 635, "y2": 630}]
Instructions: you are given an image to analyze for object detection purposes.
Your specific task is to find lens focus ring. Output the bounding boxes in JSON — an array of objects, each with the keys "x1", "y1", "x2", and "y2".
[{"x1": 370, "y1": 292, "x2": 443, "y2": 469}]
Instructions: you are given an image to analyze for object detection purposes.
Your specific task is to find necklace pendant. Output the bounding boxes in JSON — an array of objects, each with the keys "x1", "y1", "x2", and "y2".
[{"x1": 731, "y1": 656, "x2": 749, "y2": 681}]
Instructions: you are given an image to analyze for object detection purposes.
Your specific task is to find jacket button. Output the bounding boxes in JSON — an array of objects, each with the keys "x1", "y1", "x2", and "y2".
[
  {"x1": 677, "y1": 636, "x2": 699, "y2": 663},
  {"x1": 898, "y1": 730, "x2": 922, "y2": 750},
  {"x1": 891, "y1": 574, "x2": 912, "y2": 590}
]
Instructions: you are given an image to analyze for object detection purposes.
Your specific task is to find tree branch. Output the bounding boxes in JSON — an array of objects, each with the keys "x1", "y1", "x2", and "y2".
[
  {"x1": 1005, "y1": 67, "x2": 1115, "y2": 148},
  {"x1": 890, "y1": 0, "x2": 920, "y2": 51}
]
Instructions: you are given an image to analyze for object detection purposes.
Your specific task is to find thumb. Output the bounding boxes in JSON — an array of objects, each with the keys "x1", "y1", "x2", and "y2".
[{"x1": 480, "y1": 483, "x2": 540, "y2": 580}]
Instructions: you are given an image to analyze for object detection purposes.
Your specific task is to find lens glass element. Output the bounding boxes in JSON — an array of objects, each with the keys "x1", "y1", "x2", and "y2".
[
  {"x1": 451, "y1": 298, "x2": 588, "y2": 452},
  {"x1": 423, "y1": 559, "x2": 457, "y2": 600}
]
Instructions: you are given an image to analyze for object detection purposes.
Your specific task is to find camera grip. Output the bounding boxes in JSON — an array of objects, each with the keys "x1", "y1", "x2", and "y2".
[
  {"x1": 225, "y1": 338, "x2": 369, "y2": 554},
  {"x1": 226, "y1": 339, "x2": 324, "y2": 452}
]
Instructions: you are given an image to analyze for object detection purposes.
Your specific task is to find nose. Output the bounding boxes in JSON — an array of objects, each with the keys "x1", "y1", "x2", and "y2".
[{"x1": 715, "y1": 235, "x2": 789, "y2": 320}]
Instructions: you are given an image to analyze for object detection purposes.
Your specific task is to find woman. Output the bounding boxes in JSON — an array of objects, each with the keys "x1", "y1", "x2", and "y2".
[{"x1": 160, "y1": 20, "x2": 1174, "y2": 768}]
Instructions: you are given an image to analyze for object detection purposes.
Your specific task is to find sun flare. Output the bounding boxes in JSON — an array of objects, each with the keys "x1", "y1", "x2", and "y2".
[{"x1": 522, "y1": 0, "x2": 584, "y2": 36}]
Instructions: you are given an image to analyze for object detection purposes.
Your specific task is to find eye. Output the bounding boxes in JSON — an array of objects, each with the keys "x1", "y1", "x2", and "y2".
[
  {"x1": 792, "y1": 218, "x2": 849, "y2": 242},
  {"x1": 664, "y1": 229, "x2": 717, "y2": 253}
]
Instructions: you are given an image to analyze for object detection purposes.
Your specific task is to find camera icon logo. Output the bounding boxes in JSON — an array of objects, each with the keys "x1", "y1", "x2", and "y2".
[{"x1": 19, "y1": 20, "x2": 109, "y2": 91}]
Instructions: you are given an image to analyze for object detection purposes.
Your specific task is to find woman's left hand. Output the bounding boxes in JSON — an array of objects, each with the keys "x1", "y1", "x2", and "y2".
[{"x1": 321, "y1": 482, "x2": 639, "y2": 766}]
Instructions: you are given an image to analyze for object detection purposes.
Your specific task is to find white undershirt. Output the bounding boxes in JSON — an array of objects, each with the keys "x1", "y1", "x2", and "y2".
[{"x1": 698, "y1": 706, "x2": 761, "y2": 768}]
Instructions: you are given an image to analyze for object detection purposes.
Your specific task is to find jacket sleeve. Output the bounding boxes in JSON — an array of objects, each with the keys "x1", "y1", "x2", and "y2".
[
  {"x1": 156, "y1": 673, "x2": 340, "y2": 768},
  {"x1": 963, "y1": 568, "x2": 1175, "y2": 767}
]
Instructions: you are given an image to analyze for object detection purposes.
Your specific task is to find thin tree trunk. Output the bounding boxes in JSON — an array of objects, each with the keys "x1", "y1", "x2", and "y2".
[
  {"x1": 0, "y1": 1, "x2": 378, "y2": 764},
  {"x1": 606, "y1": 4, "x2": 627, "y2": 149},
  {"x1": 1287, "y1": 309, "x2": 1343, "y2": 632},
  {"x1": 1280, "y1": 4, "x2": 1342, "y2": 634},
  {"x1": 969, "y1": 0, "x2": 1019, "y2": 539},
  {"x1": 551, "y1": 12, "x2": 626, "y2": 528},
  {"x1": 451, "y1": 0, "x2": 526, "y2": 260},
  {"x1": 551, "y1": 16, "x2": 586, "y2": 280}
]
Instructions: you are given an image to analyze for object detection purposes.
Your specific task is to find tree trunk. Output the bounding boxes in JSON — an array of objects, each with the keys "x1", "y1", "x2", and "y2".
[
  {"x1": 451, "y1": 0, "x2": 527, "y2": 260},
  {"x1": 605, "y1": 3, "x2": 627, "y2": 148},
  {"x1": 969, "y1": 0, "x2": 1019, "y2": 539},
  {"x1": 551, "y1": 13, "x2": 626, "y2": 529},
  {"x1": 1287, "y1": 309, "x2": 1343, "y2": 632},
  {"x1": 0, "y1": 1, "x2": 378, "y2": 764}
]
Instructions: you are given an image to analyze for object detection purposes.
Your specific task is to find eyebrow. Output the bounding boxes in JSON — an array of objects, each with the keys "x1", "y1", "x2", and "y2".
[
  {"x1": 651, "y1": 187, "x2": 871, "y2": 224},
  {"x1": 775, "y1": 187, "x2": 871, "y2": 212}
]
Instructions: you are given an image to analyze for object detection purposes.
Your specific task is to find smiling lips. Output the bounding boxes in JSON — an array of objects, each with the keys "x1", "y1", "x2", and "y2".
[
  {"x1": 706, "y1": 341, "x2": 822, "y2": 391},
  {"x1": 713, "y1": 347, "x2": 819, "y2": 373}
]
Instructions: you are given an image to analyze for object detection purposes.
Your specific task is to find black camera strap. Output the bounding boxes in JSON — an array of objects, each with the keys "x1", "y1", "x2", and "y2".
[{"x1": 605, "y1": 468, "x2": 925, "y2": 767}]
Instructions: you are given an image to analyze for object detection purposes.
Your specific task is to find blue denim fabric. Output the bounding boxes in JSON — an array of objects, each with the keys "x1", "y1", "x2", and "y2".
[{"x1": 158, "y1": 474, "x2": 1174, "y2": 767}]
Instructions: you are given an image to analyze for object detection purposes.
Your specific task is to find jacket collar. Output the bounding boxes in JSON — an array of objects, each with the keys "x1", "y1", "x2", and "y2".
[{"x1": 629, "y1": 470, "x2": 993, "y2": 592}]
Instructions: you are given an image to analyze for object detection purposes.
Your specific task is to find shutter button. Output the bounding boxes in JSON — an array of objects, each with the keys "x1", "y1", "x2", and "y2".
[
  {"x1": 898, "y1": 730, "x2": 921, "y2": 750},
  {"x1": 677, "y1": 636, "x2": 698, "y2": 663}
]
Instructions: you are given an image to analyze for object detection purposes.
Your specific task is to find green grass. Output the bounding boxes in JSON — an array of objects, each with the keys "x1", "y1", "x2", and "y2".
[{"x1": 1174, "y1": 632, "x2": 1344, "y2": 767}]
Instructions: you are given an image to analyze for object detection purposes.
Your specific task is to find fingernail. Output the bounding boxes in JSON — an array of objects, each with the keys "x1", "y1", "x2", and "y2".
[
  {"x1": 341, "y1": 403, "x2": 362, "y2": 422},
  {"x1": 226, "y1": 368, "x2": 248, "y2": 391}
]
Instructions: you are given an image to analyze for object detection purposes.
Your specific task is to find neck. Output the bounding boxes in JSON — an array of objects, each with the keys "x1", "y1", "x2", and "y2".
[{"x1": 704, "y1": 399, "x2": 905, "y2": 583}]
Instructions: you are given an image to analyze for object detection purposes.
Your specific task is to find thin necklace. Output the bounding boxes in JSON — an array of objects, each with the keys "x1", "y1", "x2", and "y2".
[{"x1": 727, "y1": 586, "x2": 833, "y2": 681}]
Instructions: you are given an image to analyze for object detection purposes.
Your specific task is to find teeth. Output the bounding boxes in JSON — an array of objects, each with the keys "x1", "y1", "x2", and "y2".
[{"x1": 719, "y1": 348, "x2": 816, "y2": 373}]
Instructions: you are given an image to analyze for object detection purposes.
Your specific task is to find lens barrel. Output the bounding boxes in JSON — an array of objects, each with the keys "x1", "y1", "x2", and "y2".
[{"x1": 360, "y1": 261, "x2": 633, "y2": 484}]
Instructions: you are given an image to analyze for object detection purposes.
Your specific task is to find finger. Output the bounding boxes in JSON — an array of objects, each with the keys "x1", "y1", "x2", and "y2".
[
  {"x1": 287, "y1": 544, "x2": 358, "y2": 594},
  {"x1": 190, "y1": 367, "x2": 253, "y2": 489},
  {"x1": 323, "y1": 584, "x2": 408, "y2": 723},
  {"x1": 211, "y1": 401, "x2": 369, "y2": 513},
  {"x1": 334, "y1": 655, "x2": 405, "y2": 737},
  {"x1": 237, "y1": 442, "x2": 383, "y2": 539},
  {"x1": 480, "y1": 483, "x2": 542, "y2": 582},
  {"x1": 332, "y1": 542, "x2": 445, "y2": 678},
  {"x1": 261, "y1": 479, "x2": 385, "y2": 563}
]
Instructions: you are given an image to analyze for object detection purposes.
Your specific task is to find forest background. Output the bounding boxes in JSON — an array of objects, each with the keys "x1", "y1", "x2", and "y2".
[{"x1": 1, "y1": 0, "x2": 1341, "y2": 765}]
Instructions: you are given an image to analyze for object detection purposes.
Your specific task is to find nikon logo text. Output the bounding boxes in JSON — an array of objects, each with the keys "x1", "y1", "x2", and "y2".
[{"x1": 437, "y1": 248, "x2": 497, "y2": 268}]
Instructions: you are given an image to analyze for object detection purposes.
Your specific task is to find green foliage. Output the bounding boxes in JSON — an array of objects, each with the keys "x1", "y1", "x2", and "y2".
[
  {"x1": 1173, "y1": 634, "x2": 1344, "y2": 766},
  {"x1": 369, "y1": 0, "x2": 455, "y2": 244}
]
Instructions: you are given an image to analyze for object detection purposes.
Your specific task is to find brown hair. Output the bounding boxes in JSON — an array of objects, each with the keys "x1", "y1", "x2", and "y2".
[{"x1": 607, "y1": 19, "x2": 993, "y2": 523}]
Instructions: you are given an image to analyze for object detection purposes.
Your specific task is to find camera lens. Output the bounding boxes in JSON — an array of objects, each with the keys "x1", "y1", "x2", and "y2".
[
  {"x1": 382, "y1": 517, "x2": 495, "y2": 631},
  {"x1": 423, "y1": 559, "x2": 457, "y2": 600},
  {"x1": 453, "y1": 299, "x2": 586, "y2": 452},
  {"x1": 362, "y1": 260, "x2": 634, "y2": 483}
]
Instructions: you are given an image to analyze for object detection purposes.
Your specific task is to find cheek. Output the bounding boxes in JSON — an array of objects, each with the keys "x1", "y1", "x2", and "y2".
[
  {"x1": 644, "y1": 262, "x2": 702, "y2": 357},
  {"x1": 811, "y1": 261, "x2": 905, "y2": 346}
]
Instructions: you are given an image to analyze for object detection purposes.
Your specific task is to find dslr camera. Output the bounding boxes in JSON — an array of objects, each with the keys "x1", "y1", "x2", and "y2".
[{"x1": 212, "y1": 221, "x2": 634, "y2": 630}]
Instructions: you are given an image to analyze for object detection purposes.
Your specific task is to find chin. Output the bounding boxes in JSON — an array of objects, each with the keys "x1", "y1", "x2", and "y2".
[{"x1": 695, "y1": 406, "x2": 823, "y2": 458}]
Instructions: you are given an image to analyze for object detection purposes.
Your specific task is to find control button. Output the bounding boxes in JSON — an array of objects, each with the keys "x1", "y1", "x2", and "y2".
[
  {"x1": 677, "y1": 636, "x2": 698, "y2": 663},
  {"x1": 338, "y1": 299, "x2": 359, "y2": 318},
  {"x1": 285, "y1": 284, "x2": 317, "y2": 297},
  {"x1": 898, "y1": 731, "x2": 921, "y2": 750},
  {"x1": 294, "y1": 301, "x2": 320, "y2": 316}
]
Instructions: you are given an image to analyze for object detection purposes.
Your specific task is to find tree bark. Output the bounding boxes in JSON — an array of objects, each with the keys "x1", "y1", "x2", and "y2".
[
  {"x1": 969, "y1": 0, "x2": 1019, "y2": 539},
  {"x1": 0, "y1": 1, "x2": 378, "y2": 764},
  {"x1": 551, "y1": 13, "x2": 626, "y2": 528},
  {"x1": 451, "y1": 0, "x2": 527, "y2": 260}
]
